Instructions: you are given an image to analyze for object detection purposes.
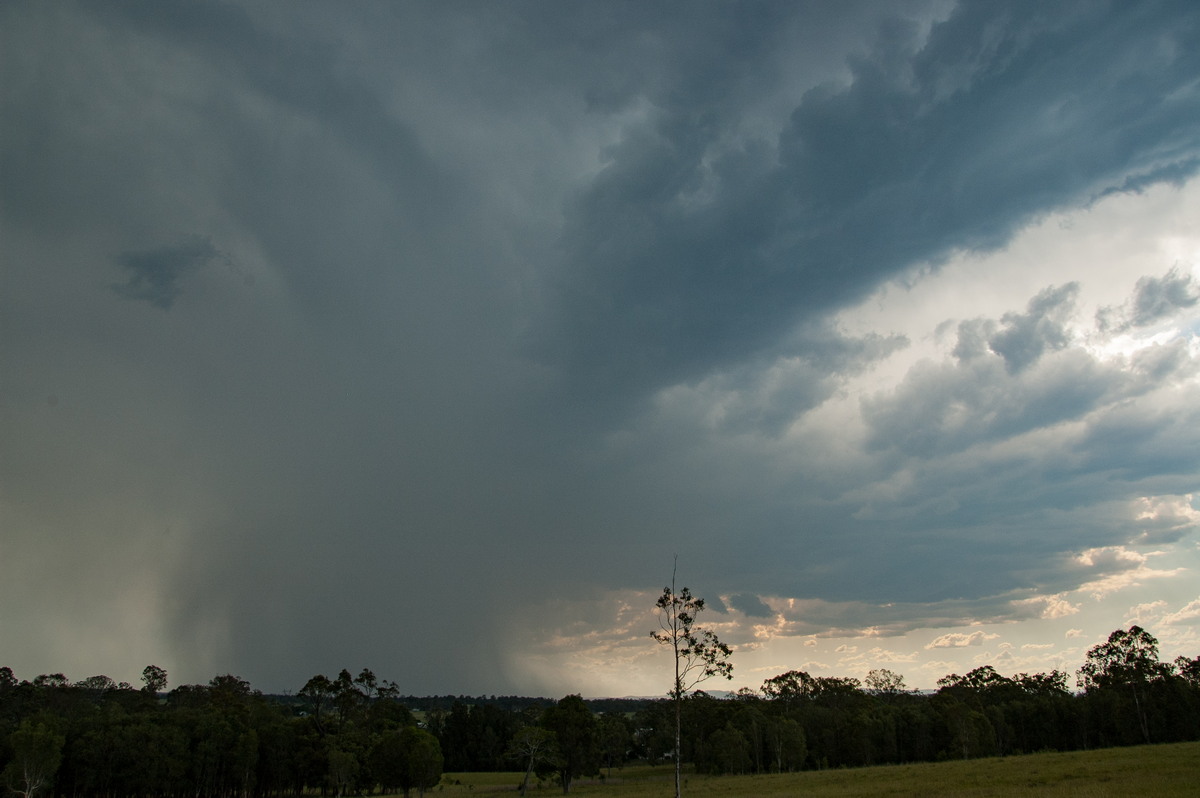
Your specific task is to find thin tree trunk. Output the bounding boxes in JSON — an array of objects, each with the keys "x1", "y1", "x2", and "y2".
[
  {"x1": 674, "y1": 628, "x2": 682, "y2": 798},
  {"x1": 674, "y1": 690, "x2": 682, "y2": 798}
]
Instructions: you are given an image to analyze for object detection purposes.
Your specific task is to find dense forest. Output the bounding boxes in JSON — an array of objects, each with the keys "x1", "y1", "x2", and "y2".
[{"x1": 2, "y1": 626, "x2": 1198, "y2": 797}]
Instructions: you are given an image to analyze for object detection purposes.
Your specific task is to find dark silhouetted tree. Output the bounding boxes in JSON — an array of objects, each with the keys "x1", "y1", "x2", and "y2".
[
  {"x1": 1077, "y1": 625, "x2": 1168, "y2": 744},
  {"x1": 651, "y1": 561, "x2": 733, "y2": 798},
  {"x1": 540, "y1": 695, "x2": 598, "y2": 794},
  {"x1": 141, "y1": 665, "x2": 168, "y2": 695},
  {"x1": 865, "y1": 669, "x2": 906, "y2": 697}
]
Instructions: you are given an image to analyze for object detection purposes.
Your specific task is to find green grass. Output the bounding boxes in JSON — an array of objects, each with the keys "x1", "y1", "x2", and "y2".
[{"x1": 431, "y1": 741, "x2": 1200, "y2": 796}]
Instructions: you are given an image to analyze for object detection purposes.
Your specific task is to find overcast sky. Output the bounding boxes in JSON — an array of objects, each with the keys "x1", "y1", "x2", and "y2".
[{"x1": 3, "y1": 0, "x2": 1200, "y2": 698}]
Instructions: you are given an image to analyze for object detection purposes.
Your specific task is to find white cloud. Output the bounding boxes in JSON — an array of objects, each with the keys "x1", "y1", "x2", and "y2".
[
  {"x1": 1162, "y1": 598, "x2": 1200, "y2": 625},
  {"x1": 1133, "y1": 494, "x2": 1200, "y2": 544},
  {"x1": 1014, "y1": 593, "x2": 1081, "y2": 619},
  {"x1": 1125, "y1": 600, "x2": 1168, "y2": 626},
  {"x1": 1076, "y1": 551, "x2": 1186, "y2": 600},
  {"x1": 1075, "y1": 545, "x2": 1147, "y2": 569},
  {"x1": 925, "y1": 631, "x2": 998, "y2": 649}
]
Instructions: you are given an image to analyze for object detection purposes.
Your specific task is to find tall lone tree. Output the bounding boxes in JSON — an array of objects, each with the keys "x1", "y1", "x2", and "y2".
[{"x1": 651, "y1": 560, "x2": 732, "y2": 798}]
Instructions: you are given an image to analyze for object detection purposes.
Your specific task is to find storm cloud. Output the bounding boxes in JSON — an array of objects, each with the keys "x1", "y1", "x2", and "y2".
[{"x1": 2, "y1": 0, "x2": 1199, "y2": 696}]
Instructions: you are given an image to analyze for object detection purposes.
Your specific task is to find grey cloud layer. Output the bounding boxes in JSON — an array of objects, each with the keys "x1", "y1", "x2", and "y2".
[{"x1": 2, "y1": 0, "x2": 1199, "y2": 693}]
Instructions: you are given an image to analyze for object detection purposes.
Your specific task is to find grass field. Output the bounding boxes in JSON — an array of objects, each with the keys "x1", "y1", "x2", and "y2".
[{"x1": 432, "y1": 741, "x2": 1200, "y2": 796}]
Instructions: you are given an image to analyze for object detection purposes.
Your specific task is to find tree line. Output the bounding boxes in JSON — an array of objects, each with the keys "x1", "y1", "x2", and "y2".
[{"x1": 2, "y1": 626, "x2": 1198, "y2": 797}]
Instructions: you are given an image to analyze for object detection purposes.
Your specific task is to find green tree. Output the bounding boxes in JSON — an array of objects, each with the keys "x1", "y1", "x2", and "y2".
[
  {"x1": 505, "y1": 725, "x2": 556, "y2": 796},
  {"x1": 332, "y1": 669, "x2": 365, "y2": 730},
  {"x1": 74, "y1": 675, "x2": 118, "y2": 693},
  {"x1": 1176, "y1": 655, "x2": 1200, "y2": 688},
  {"x1": 865, "y1": 669, "x2": 907, "y2": 697},
  {"x1": 705, "y1": 722, "x2": 750, "y2": 774},
  {"x1": 651, "y1": 562, "x2": 733, "y2": 798},
  {"x1": 597, "y1": 713, "x2": 630, "y2": 777},
  {"x1": 141, "y1": 665, "x2": 168, "y2": 695},
  {"x1": 761, "y1": 670, "x2": 817, "y2": 712},
  {"x1": 540, "y1": 695, "x2": 598, "y2": 794},
  {"x1": 372, "y1": 726, "x2": 443, "y2": 798},
  {"x1": 3, "y1": 720, "x2": 64, "y2": 798},
  {"x1": 398, "y1": 726, "x2": 443, "y2": 798},
  {"x1": 1077, "y1": 626, "x2": 1168, "y2": 744},
  {"x1": 299, "y1": 674, "x2": 337, "y2": 736},
  {"x1": 326, "y1": 745, "x2": 358, "y2": 798},
  {"x1": 766, "y1": 716, "x2": 806, "y2": 772}
]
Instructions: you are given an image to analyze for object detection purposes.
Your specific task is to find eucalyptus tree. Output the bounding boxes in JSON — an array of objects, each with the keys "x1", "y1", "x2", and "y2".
[
  {"x1": 864, "y1": 669, "x2": 907, "y2": 697},
  {"x1": 370, "y1": 725, "x2": 442, "y2": 797},
  {"x1": 506, "y1": 725, "x2": 556, "y2": 796},
  {"x1": 1078, "y1": 625, "x2": 1169, "y2": 744},
  {"x1": 651, "y1": 562, "x2": 732, "y2": 798},
  {"x1": 540, "y1": 695, "x2": 598, "y2": 795},
  {"x1": 141, "y1": 665, "x2": 168, "y2": 695},
  {"x1": 3, "y1": 719, "x2": 64, "y2": 798}
]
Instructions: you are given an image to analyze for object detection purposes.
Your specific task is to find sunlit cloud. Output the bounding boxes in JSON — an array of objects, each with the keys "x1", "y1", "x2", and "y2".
[
  {"x1": 925, "y1": 631, "x2": 998, "y2": 649},
  {"x1": 1014, "y1": 593, "x2": 1081, "y2": 619},
  {"x1": 1075, "y1": 547, "x2": 1186, "y2": 600},
  {"x1": 1132, "y1": 494, "x2": 1200, "y2": 544},
  {"x1": 1162, "y1": 598, "x2": 1200, "y2": 625}
]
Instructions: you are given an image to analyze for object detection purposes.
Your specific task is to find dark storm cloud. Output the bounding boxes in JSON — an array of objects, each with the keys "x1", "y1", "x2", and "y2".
[
  {"x1": 728, "y1": 593, "x2": 774, "y2": 619},
  {"x1": 544, "y1": 0, "x2": 1200, "y2": 404},
  {"x1": 4, "y1": 0, "x2": 1200, "y2": 695},
  {"x1": 112, "y1": 238, "x2": 223, "y2": 309}
]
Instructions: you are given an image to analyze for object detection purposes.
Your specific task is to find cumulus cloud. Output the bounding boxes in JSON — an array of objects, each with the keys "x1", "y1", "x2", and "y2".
[
  {"x1": 925, "y1": 631, "x2": 998, "y2": 649},
  {"x1": 987, "y1": 284, "x2": 1078, "y2": 374},
  {"x1": 1098, "y1": 267, "x2": 1200, "y2": 332},
  {"x1": 1014, "y1": 593, "x2": 1081, "y2": 620},
  {"x1": 1125, "y1": 600, "x2": 1169, "y2": 626},
  {"x1": 862, "y1": 278, "x2": 1199, "y2": 462},
  {"x1": 1133, "y1": 494, "x2": 1200, "y2": 544},
  {"x1": 1162, "y1": 598, "x2": 1200, "y2": 625},
  {"x1": 1075, "y1": 546, "x2": 1148, "y2": 570}
]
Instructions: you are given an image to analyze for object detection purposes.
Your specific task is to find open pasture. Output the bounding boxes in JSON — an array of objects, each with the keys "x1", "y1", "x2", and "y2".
[{"x1": 437, "y1": 741, "x2": 1200, "y2": 797}]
